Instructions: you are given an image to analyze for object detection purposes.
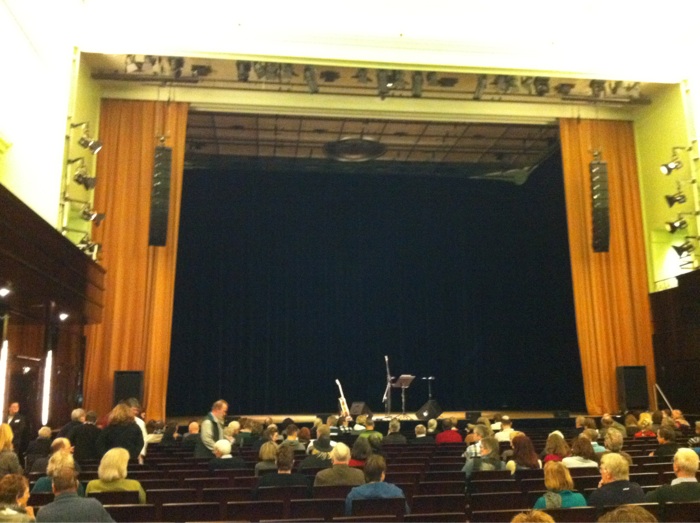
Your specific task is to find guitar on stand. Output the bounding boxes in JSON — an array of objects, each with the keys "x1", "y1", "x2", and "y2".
[{"x1": 335, "y1": 379, "x2": 351, "y2": 419}]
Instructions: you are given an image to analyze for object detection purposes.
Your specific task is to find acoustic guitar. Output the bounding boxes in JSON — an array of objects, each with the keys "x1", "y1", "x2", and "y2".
[{"x1": 335, "y1": 379, "x2": 351, "y2": 418}]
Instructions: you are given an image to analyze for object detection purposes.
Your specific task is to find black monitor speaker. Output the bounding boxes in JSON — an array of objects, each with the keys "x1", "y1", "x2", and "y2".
[
  {"x1": 416, "y1": 400, "x2": 443, "y2": 420},
  {"x1": 349, "y1": 402, "x2": 372, "y2": 417},
  {"x1": 113, "y1": 371, "x2": 144, "y2": 406}
]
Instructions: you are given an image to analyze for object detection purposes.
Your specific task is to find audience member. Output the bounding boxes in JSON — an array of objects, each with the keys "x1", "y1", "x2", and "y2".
[
  {"x1": 298, "y1": 427, "x2": 311, "y2": 447},
  {"x1": 85, "y1": 447, "x2": 146, "y2": 504},
  {"x1": 463, "y1": 424, "x2": 490, "y2": 457},
  {"x1": 236, "y1": 418, "x2": 254, "y2": 447},
  {"x1": 671, "y1": 409, "x2": 690, "y2": 429},
  {"x1": 562, "y1": 436, "x2": 598, "y2": 468},
  {"x1": 581, "y1": 428, "x2": 605, "y2": 453},
  {"x1": 255, "y1": 445, "x2": 309, "y2": 495},
  {"x1": 645, "y1": 448, "x2": 700, "y2": 503},
  {"x1": 464, "y1": 436, "x2": 505, "y2": 484},
  {"x1": 25, "y1": 426, "x2": 52, "y2": 472},
  {"x1": 358, "y1": 418, "x2": 382, "y2": 440},
  {"x1": 533, "y1": 461, "x2": 586, "y2": 509},
  {"x1": 96, "y1": 403, "x2": 144, "y2": 461},
  {"x1": 542, "y1": 432, "x2": 569, "y2": 463},
  {"x1": 71, "y1": 411, "x2": 101, "y2": 465},
  {"x1": 124, "y1": 399, "x2": 148, "y2": 463},
  {"x1": 254, "y1": 441, "x2": 278, "y2": 477},
  {"x1": 624, "y1": 413, "x2": 640, "y2": 437},
  {"x1": 495, "y1": 416, "x2": 514, "y2": 443},
  {"x1": 634, "y1": 414, "x2": 656, "y2": 438},
  {"x1": 194, "y1": 400, "x2": 228, "y2": 459},
  {"x1": 181, "y1": 421, "x2": 200, "y2": 450},
  {"x1": 689, "y1": 421, "x2": 700, "y2": 448},
  {"x1": 57, "y1": 409, "x2": 85, "y2": 440},
  {"x1": 314, "y1": 442, "x2": 366, "y2": 487},
  {"x1": 35, "y1": 466, "x2": 114, "y2": 522},
  {"x1": 650, "y1": 411, "x2": 663, "y2": 434},
  {"x1": 491, "y1": 413, "x2": 504, "y2": 432},
  {"x1": 160, "y1": 421, "x2": 180, "y2": 446},
  {"x1": 510, "y1": 510, "x2": 554, "y2": 523},
  {"x1": 307, "y1": 424, "x2": 337, "y2": 454},
  {"x1": 6, "y1": 404, "x2": 27, "y2": 460},
  {"x1": 649, "y1": 426, "x2": 679, "y2": 460},
  {"x1": 597, "y1": 504, "x2": 658, "y2": 522},
  {"x1": 411, "y1": 424, "x2": 434, "y2": 444},
  {"x1": 31, "y1": 451, "x2": 86, "y2": 496},
  {"x1": 0, "y1": 474, "x2": 33, "y2": 522},
  {"x1": 299, "y1": 436, "x2": 333, "y2": 470},
  {"x1": 426, "y1": 419, "x2": 438, "y2": 434},
  {"x1": 352, "y1": 415, "x2": 367, "y2": 433},
  {"x1": 208, "y1": 439, "x2": 246, "y2": 471},
  {"x1": 280, "y1": 424, "x2": 305, "y2": 451},
  {"x1": 383, "y1": 419, "x2": 407, "y2": 445},
  {"x1": 600, "y1": 414, "x2": 626, "y2": 439},
  {"x1": 601, "y1": 428, "x2": 633, "y2": 465},
  {"x1": 588, "y1": 453, "x2": 644, "y2": 509},
  {"x1": 506, "y1": 434, "x2": 541, "y2": 474},
  {"x1": 345, "y1": 455, "x2": 408, "y2": 516},
  {"x1": 30, "y1": 438, "x2": 76, "y2": 476},
  {"x1": 349, "y1": 437, "x2": 371, "y2": 467},
  {"x1": 0, "y1": 424, "x2": 22, "y2": 476},
  {"x1": 436, "y1": 418, "x2": 463, "y2": 445}
]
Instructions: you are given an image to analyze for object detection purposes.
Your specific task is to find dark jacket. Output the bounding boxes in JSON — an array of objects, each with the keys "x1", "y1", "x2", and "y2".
[
  {"x1": 72, "y1": 423, "x2": 102, "y2": 464},
  {"x1": 35, "y1": 492, "x2": 114, "y2": 522},
  {"x1": 96, "y1": 422, "x2": 144, "y2": 461}
]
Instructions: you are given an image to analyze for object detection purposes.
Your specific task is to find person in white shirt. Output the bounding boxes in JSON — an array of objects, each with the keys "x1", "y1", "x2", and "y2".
[{"x1": 495, "y1": 416, "x2": 514, "y2": 443}]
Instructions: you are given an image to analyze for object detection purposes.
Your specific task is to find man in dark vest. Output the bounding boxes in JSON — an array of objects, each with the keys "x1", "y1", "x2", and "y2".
[{"x1": 194, "y1": 399, "x2": 228, "y2": 458}]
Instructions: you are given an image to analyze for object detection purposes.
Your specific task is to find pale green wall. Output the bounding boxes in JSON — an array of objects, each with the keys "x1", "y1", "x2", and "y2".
[
  {"x1": 0, "y1": 1, "x2": 78, "y2": 226},
  {"x1": 634, "y1": 84, "x2": 697, "y2": 291}
]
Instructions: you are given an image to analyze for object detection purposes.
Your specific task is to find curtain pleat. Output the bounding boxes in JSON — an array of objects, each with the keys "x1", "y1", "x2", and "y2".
[
  {"x1": 84, "y1": 100, "x2": 188, "y2": 420},
  {"x1": 559, "y1": 118, "x2": 656, "y2": 414}
]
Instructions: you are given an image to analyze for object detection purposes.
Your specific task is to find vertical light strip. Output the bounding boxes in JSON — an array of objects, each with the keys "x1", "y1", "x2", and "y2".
[
  {"x1": 41, "y1": 350, "x2": 53, "y2": 426},
  {"x1": 0, "y1": 340, "x2": 8, "y2": 424}
]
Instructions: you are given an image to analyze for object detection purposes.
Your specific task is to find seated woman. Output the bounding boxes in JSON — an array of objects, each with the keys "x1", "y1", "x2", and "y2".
[
  {"x1": 533, "y1": 461, "x2": 587, "y2": 509},
  {"x1": 506, "y1": 434, "x2": 541, "y2": 474},
  {"x1": 634, "y1": 415, "x2": 656, "y2": 439},
  {"x1": 348, "y1": 437, "x2": 371, "y2": 468},
  {"x1": 562, "y1": 436, "x2": 598, "y2": 468},
  {"x1": 30, "y1": 451, "x2": 86, "y2": 496},
  {"x1": 85, "y1": 447, "x2": 146, "y2": 504},
  {"x1": 254, "y1": 441, "x2": 278, "y2": 477},
  {"x1": 542, "y1": 432, "x2": 570, "y2": 464},
  {"x1": 624, "y1": 413, "x2": 640, "y2": 437},
  {"x1": 464, "y1": 436, "x2": 505, "y2": 483},
  {"x1": 0, "y1": 474, "x2": 34, "y2": 521},
  {"x1": 0, "y1": 424, "x2": 22, "y2": 477}
]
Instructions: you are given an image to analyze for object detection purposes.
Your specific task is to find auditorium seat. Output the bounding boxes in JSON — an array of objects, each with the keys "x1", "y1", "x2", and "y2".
[
  {"x1": 27, "y1": 492, "x2": 53, "y2": 507},
  {"x1": 385, "y1": 471, "x2": 420, "y2": 485},
  {"x1": 161, "y1": 501, "x2": 222, "y2": 521},
  {"x1": 471, "y1": 470, "x2": 511, "y2": 481},
  {"x1": 519, "y1": 478, "x2": 545, "y2": 493},
  {"x1": 469, "y1": 509, "x2": 525, "y2": 522},
  {"x1": 313, "y1": 485, "x2": 353, "y2": 499},
  {"x1": 103, "y1": 503, "x2": 157, "y2": 523},
  {"x1": 333, "y1": 516, "x2": 399, "y2": 522},
  {"x1": 350, "y1": 497, "x2": 407, "y2": 519},
  {"x1": 418, "y1": 480, "x2": 465, "y2": 495},
  {"x1": 289, "y1": 497, "x2": 345, "y2": 520},
  {"x1": 410, "y1": 493, "x2": 466, "y2": 514},
  {"x1": 201, "y1": 486, "x2": 252, "y2": 503},
  {"x1": 227, "y1": 500, "x2": 286, "y2": 522},
  {"x1": 144, "y1": 488, "x2": 198, "y2": 505},
  {"x1": 629, "y1": 472, "x2": 661, "y2": 486},
  {"x1": 404, "y1": 512, "x2": 465, "y2": 522},
  {"x1": 139, "y1": 477, "x2": 180, "y2": 490},
  {"x1": 86, "y1": 490, "x2": 140, "y2": 505},
  {"x1": 257, "y1": 485, "x2": 311, "y2": 518},
  {"x1": 513, "y1": 468, "x2": 544, "y2": 481},
  {"x1": 662, "y1": 500, "x2": 700, "y2": 522},
  {"x1": 542, "y1": 506, "x2": 597, "y2": 522},
  {"x1": 423, "y1": 470, "x2": 466, "y2": 482},
  {"x1": 182, "y1": 476, "x2": 225, "y2": 492},
  {"x1": 468, "y1": 491, "x2": 528, "y2": 512},
  {"x1": 469, "y1": 479, "x2": 518, "y2": 493}
]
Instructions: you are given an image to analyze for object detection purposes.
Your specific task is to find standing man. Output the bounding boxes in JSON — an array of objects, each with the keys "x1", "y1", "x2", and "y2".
[
  {"x1": 7, "y1": 402, "x2": 28, "y2": 459},
  {"x1": 195, "y1": 400, "x2": 228, "y2": 458},
  {"x1": 125, "y1": 399, "x2": 148, "y2": 464}
]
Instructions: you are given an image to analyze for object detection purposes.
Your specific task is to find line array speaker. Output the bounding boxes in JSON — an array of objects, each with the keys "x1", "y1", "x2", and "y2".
[
  {"x1": 149, "y1": 145, "x2": 172, "y2": 246},
  {"x1": 590, "y1": 159, "x2": 610, "y2": 252}
]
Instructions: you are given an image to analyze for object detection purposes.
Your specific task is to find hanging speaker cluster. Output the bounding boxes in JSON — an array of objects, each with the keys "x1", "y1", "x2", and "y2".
[
  {"x1": 590, "y1": 156, "x2": 610, "y2": 252},
  {"x1": 149, "y1": 145, "x2": 172, "y2": 246}
]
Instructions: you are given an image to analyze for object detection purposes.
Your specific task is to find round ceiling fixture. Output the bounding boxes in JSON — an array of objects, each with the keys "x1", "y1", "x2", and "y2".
[{"x1": 323, "y1": 136, "x2": 386, "y2": 162}]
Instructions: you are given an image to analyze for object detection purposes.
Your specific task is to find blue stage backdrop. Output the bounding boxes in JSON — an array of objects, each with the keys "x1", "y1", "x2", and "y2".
[{"x1": 167, "y1": 151, "x2": 585, "y2": 416}]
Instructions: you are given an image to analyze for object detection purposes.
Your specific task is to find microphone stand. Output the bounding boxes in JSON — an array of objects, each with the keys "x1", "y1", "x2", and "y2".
[{"x1": 382, "y1": 356, "x2": 392, "y2": 417}]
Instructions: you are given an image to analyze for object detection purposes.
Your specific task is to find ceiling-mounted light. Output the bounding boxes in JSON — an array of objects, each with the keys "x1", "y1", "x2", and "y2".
[
  {"x1": 80, "y1": 207, "x2": 106, "y2": 226},
  {"x1": 673, "y1": 241, "x2": 695, "y2": 257},
  {"x1": 411, "y1": 72, "x2": 423, "y2": 98},
  {"x1": 590, "y1": 80, "x2": 606, "y2": 98},
  {"x1": 168, "y1": 57, "x2": 185, "y2": 78},
  {"x1": 58, "y1": 312, "x2": 69, "y2": 322},
  {"x1": 533, "y1": 77, "x2": 550, "y2": 96},
  {"x1": 473, "y1": 75, "x2": 487, "y2": 100},
  {"x1": 280, "y1": 64, "x2": 295, "y2": 81},
  {"x1": 236, "y1": 61, "x2": 251, "y2": 82},
  {"x1": 426, "y1": 72, "x2": 438, "y2": 86},
  {"x1": 377, "y1": 69, "x2": 390, "y2": 99},
  {"x1": 303, "y1": 66, "x2": 319, "y2": 94},
  {"x1": 555, "y1": 83, "x2": 575, "y2": 95},
  {"x1": 0, "y1": 283, "x2": 11, "y2": 298},
  {"x1": 660, "y1": 159, "x2": 683, "y2": 175},
  {"x1": 665, "y1": 218, "x2": 688, "y2": 233},
  {"x1": 665, "y1": 192, "x2": 687, "y2": 207},
  {"x1": 352, "y1": 68, "x2": 371, "y2": 84},
  {"x1": 71, "y1": 123, "x2": 102, "y2": 154},
  {"x1": 493, "y1": 75, "x2": 516, "y2": 93}
]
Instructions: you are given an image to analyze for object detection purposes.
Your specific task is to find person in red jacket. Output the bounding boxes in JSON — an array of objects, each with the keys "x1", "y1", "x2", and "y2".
[{"x1": 435, "y1": 419, "x2": 463, "y2": 445}]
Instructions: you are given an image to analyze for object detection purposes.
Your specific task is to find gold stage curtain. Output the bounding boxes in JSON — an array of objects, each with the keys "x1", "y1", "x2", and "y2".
[
  {"x1": 84, "y1": 100, "x2": 188, "y2": 420},
  {"x1": 559, "y1": 118, "x2": 655, "y2": 415}
]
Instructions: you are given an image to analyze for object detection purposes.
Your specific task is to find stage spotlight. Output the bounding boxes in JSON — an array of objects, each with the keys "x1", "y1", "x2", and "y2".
[
  {"x1": 590, "y1": 79, "x2": 606, "y2": 97},
  {"x1": 673, "y1": 241, "x2": 695, "y2": 257},
  {"x1": 555, "y1": 83, "x2": 575, "y2": 95},
  {"x1": 58, "y1": 312, "x2": 69, "y2": 322},
  {"x1": 534, "y1": 77, "x2": 550, "y2": 96},
  {"x1": 80, "y1": 207, "x2": 106, "y2": 226},
  {"x1": 660, "y1": 159, "x2": 683, "y2": 175},
  {"x1": 411, "y1": 72, "x2": 423, "y2": 98},
  {"x1": 665, "y1": 192, "x2": 687, "y2": 207},
  {"x1": 665, "y1": 218, "x2": 688, "y2": 233},
  {"x1": 473, "y1": 75, "x2": 488, "y2": 100},
  {"x1": 74, "y1": 170, "x2": 97, "y2": 190},
  {"x1": 236, "y1": 61, "x2": 251, "y2": 81},
  {"x1": 352, "y1": 68, "x2": 371, "y2": 84},
  {"x1": 377, "y1": 69, "x2": 390, "y2": 99},
  {"x1": 0, "y1": 284, "x2": 11, "y2": 298},
  {"x1": 77, "y1": 135, "x2": 102, "y2": 154}
]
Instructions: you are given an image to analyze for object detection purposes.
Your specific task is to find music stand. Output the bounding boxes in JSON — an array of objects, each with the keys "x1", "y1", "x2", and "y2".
[{"x1": 392, "y1": 375, "x2": 415, "y2": 419}]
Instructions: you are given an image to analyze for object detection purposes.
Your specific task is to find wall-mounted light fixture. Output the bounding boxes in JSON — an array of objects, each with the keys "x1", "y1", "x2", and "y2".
[
  {"x1": 67, "y1": 158, "x2": 97, "y2": 190},
  {"x1": 672, "y1": 240, "x2": 696, "y2": 257},
  {"x1": 70, "y1": 123, "x2": 103, "y2": 154},
  {"x1": 665, "y1": 192, "x2": 687, "y2": 207},
  {"x1": 665, "y1": 218, "x2": 688, "y2": 233},
  {"x1": 80, "y1": 206, "x2": 106, "y2": 226},
  {"x1": 303, "y1": 66, "x2": 319, "y2": 94}
]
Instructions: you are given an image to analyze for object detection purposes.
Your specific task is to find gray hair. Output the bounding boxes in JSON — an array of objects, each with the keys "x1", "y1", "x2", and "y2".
[
  {"x1": 331, "y1": 442, "x2": 350, "y2": 462},
  {"x1": 415, "y1": 424, "x2": 426, "y2": 436},
  {"x1": 675, "y1": 448, "x2": 699, "y2": 475},
  {"x1": 71, "y1": 409, "x2": 86, "y2": 422},
  {"x1": 389, "y1": 418, "x2": 400, "y2": 433},
  {"x1": 604, "y1": 428, "x2": 624, "y2": 452},
  {"x1": 213, "y1": 439, "x2": 232, "y2": 456},
  {"x1": 601, "y1": 452, "x2": 629, "y2": 481}
]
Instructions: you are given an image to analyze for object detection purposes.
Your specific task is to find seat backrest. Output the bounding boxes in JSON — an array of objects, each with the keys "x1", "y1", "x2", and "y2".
[
  {"x1": 144, "y1": 488, "x2": 198, "y2": 505},
  {"x1": 662, "y1": 500, "x2": 700, "y2": 523},
  {"x1": 351, "y1": 496, "x2": 406, "y2": 517},
  {"x1": 227, "y1": 500, "x2": 285, "y2": 522},
  {"x1": 103, "y1": 504, "x2": 157, "y2": 523},
  {"x1": 312, "y1": 484, "x2": 352, "y2": 499},
  {"x1": 290, "y1": 498, "x2": 346, "y2": 520},
  {"x1": 86, "y1": 490, "x2": 140, "y2": 505},
  {"x1": 161, "y1": 501, "x2": 222, "y2": 522},
  {"x1": 543, "y1": 506, "x2": 598, "y2": 523},
  {"x1": 410, "y1": 493, "x2": 465, "y2": 515},
  {"x1": 469, "y1": 491, "x2": 527, "y2": 512},
  {"x1": 469, "y1": 479, "x2": 518, "y2": 493},
  {"x1": 201, "y1": 486, "x2": 251, "y2": 502},
  {"x1": 27, "y1": 492, "x2": 54, "y2": 507}
]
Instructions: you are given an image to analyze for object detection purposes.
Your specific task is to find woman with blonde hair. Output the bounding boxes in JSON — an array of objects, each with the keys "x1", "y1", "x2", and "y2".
[
  {"x1": 634, "y1": 414, "x2": 656, "y2": 438},
  {"x1": 254, "y1": 441, "x2": 278, "y2": 477},
  {"x1": 96, "y1": 403, "x2": 144, "y2": 460},
  {"x1": 85, "y1": 447, "x2": 146, "y2": 504},
  {"x1": 0, "y1": 424, "x2": 22, "y2": 476},
  {"x1": 533, "y1": 461, "x2": 586, "y2": 509}
]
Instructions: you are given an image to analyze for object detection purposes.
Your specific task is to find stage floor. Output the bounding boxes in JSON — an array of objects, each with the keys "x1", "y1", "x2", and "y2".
[{"x1": 170, "y1": 410, "x2": 586, "y2": 425}]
